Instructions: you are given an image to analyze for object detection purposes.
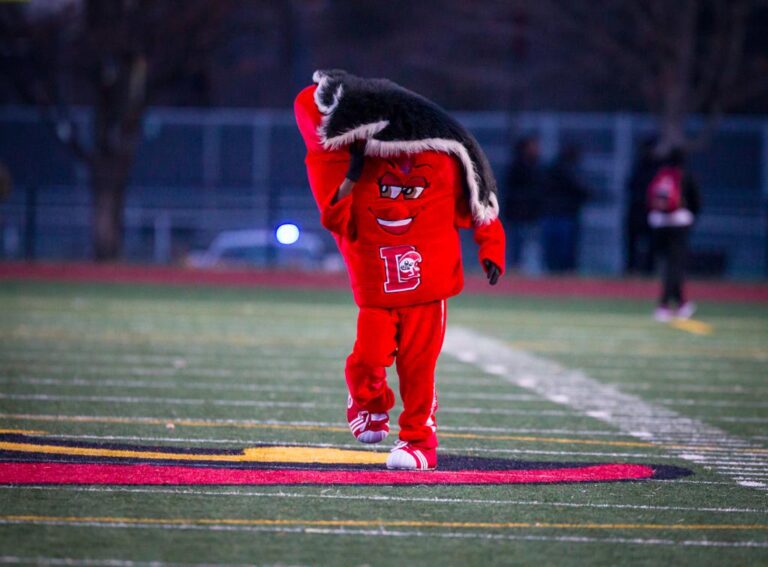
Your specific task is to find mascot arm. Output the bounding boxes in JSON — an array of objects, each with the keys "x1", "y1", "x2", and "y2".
[
  {"x1": 319, "y1": 183, "x2": 355, "y2": 238},
  {"x1": 295, "y1": 85, "x2": 355, "y2": 238},
  {"x1": 295, "y1": 85, "x2": 329, "y2": 155},
  {"x1": 473, "y1": 217, "x2": 506, "y2": 278},
  {"x1": 455, "y1": 197, "x2": 506, "y2": 277}
]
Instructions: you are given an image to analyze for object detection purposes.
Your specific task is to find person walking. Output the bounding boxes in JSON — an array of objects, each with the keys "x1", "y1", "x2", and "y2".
[{"x1": 648, "y1": 148, "x2": 701, "y2": 322}]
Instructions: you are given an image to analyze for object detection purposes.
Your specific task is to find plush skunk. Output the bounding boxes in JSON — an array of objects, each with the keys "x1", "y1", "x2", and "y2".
[{"x1": 312, "y1": 69, "x2": 499, "y2": 224}]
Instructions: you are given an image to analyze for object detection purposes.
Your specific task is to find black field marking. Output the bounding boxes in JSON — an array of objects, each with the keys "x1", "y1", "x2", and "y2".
[{"x1": 0, "y1": 433, "x2": 691, "y2": 480}]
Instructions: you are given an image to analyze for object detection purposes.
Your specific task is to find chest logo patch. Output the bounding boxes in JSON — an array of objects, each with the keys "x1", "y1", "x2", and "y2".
[{"x1": 380, "y1": 245, "x2": 422, "y2": 293}]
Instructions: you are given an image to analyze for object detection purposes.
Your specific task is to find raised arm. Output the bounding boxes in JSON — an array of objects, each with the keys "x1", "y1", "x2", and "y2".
[
  {"x1": 319, "y1": 142, "x2": 366, "y2": 237},
  {"x1": 294, "y1": 85, "x2": 358, "y2": 238}
]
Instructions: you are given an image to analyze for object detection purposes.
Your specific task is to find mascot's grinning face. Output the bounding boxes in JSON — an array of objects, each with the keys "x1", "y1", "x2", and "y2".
[
  {"x1": 366, "y1": 155, "x2": 431, "y2": 236},
  {"x1": 352, "y1": 150, "x2": 459, "y2": 246}
]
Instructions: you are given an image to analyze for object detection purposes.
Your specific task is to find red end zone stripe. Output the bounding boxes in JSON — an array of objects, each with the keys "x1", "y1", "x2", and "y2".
[{"x1": 0, "y1": 463, "x2": 655, "y2": 485}]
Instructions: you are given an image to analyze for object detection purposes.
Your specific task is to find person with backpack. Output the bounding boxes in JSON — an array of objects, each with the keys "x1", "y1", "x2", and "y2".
[{"x1": 647, "y1": 148, "x2": 701, "y2": 322}]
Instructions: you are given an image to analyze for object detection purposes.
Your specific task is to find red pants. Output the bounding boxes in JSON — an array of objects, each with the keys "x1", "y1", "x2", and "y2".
[{"x1": 345, "y1": 300, "x2": 446, "y2": 449}]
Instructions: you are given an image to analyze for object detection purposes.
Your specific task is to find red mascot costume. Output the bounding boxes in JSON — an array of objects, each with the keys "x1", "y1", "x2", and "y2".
[{"x1": 295, "y1": 70, "x2": 505, "y2": 470}]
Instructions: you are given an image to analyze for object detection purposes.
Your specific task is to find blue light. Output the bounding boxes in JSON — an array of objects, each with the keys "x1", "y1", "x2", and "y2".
[{"x1": 276, "y1": 223, "x2": 300, "y2": 245}]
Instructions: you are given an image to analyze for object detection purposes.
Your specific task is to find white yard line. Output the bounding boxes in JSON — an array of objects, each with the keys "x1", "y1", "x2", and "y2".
[
  {"x1": 618, "y1": 383, "x2": 768, "y2": 395},
  {"x1": 651, "y1": 479, "x2": 746, "y2": 486},
  {"x1": 589, "y1": 367, "x2": 768, "y2": 378},
  {"x1": 0, "y1": 377, "x2": 541, "y2": 403},
  {"x1": 711, "y1": 416, "x2": 768, "y2": 424},
  {"x1": 0, "y1": 393, "x2": 325, "y2": 410},
  {"x1": 0, "y1": 367, "x2": 501, "y2": 388},
  {"x1": 0, "y1": 412, "x2": 622, "y2": 437},
  {"x1": 0, "y1": 350, "x2": 465, "y2": 375},
  {"x1": 453, "y1": 447, "x2": 681, "y2": 460},
  {"x1": 0, "y1": 377, "x2": 344, "y2": 395},
  {"x1": 0, "y1": 519, "x2": 765, "y2": 549},
  {"x1": 4, "y1": 392, "x2": 766, "y2": 423},
  {"x1": 0, "y1": 393, "x2": 574, "y2": 417},
  {"x1": 442, "y1": 327, "x2": 768, "y2": 491},
  {"x1": 12, "y1": 375, "x2": 768, "y2": 408},
  {"x1": 40, "y1": 431, "x2": 640, "y2": 448},
  {"x1": 1, "y1": 485, "x2": 762, "y2": 514},
  {"x1": 0, "y1": 435, "x2": 673, "y2": 462},
  {"x1": 0, "y1": 557, "x2": 270, "y2": 567},
  {"x1": 0, "y1": 348, "x2": 343, "y2": 364},
  {"x1": 1, "y1": 363, "x2": 287, "y2": 378},
  {"x1": 550, "y1": 355, "x2": 767, "y2": 368},
  {"x1": 659, "y1": 399, "x2": 768, "y2": 409}
]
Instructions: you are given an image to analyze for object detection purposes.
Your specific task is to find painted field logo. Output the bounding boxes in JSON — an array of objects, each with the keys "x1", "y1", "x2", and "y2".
[{"x1": 0, "y1": 433, "x2": 691, "y2": 485}]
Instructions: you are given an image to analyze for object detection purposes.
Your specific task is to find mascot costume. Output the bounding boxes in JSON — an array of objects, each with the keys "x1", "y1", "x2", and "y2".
[{"x1": 295, "y1": 70, "x2": 505, "y2": 470}]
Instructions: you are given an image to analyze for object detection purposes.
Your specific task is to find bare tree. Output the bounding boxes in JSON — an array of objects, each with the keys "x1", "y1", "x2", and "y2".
[
  {"x1": 526, "y1": 0, "x2": 768, "y2": 153},
  {"x1": 0, "y1": 0, "x2": 236, "y2": 261}
]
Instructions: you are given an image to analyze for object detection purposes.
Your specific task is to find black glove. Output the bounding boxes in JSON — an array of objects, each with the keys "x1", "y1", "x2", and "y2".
[
  {"x1": 346, "y1": 140, "x2": 366, "y2": 182},
  {"x1": 483, "y1": 259, "x2": 501, "y2": 286}
]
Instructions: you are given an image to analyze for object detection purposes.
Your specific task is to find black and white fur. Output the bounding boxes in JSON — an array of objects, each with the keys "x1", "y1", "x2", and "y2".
[{"x1": 312, "y1": 69, "x2": 499, "y2": 224}]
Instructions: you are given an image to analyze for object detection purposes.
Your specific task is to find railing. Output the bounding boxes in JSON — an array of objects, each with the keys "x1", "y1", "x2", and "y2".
[{"x1": 0, "y1": 106, "x2": 766, "y2": 276}]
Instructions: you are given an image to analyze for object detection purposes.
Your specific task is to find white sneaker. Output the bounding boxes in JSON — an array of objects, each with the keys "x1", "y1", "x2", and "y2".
[
  {"x1": 654, "y1": 306, "x2": 673, "y2": 323},
  {"x1": 675, "y1": 302, "x2": 696, "y2": 320},
  {"x1": 347, "y1": 395, "x2": 389, "y2": 444},
  {"x1": 386, "y1": 441, "x2": 437, "y2": 471}
]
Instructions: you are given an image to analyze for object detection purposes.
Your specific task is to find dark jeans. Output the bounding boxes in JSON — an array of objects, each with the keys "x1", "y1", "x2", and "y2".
[
  {"x1": 541, "y1": 214, "x2": 579, "y2": 273},
  {"x1": 653, "y1": 226, "x2": 689, "y2": 306}
]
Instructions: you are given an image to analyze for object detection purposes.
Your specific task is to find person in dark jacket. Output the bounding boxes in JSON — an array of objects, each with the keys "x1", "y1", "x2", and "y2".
[
  {"x1": 624, "y1": 138, "x2": 658, "y2": 274},
  {"x1": 502, "y1": 136, "x2": 544, "y2": 270},
  {"x1": 649, "y1": 148, "x2": 702, "y2": 321},
  {"x1": 540, "y1": 144, "x2": 591, "y2": 273}
]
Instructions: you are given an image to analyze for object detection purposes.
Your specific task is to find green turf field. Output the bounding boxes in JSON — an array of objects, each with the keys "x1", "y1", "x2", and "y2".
[{"x1": 0, "y1": 280, "x2": 766, "y2": 566}]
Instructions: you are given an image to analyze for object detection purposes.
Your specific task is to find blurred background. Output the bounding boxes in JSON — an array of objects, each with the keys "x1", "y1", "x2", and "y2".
[{"x1": 0, "y1": 0, "x2": 766, "y2": 278}]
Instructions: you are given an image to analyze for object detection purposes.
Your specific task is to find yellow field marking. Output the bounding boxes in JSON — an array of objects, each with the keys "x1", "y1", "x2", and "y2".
[
  {"x1": 0, "y1": 441, "x2": 386, "y2": 465},
  {"x1": 4, "y1": 413, "x2": 768, "y2": 454},
  {"x1": 1, "y1": 515, "x2": 767, "y2": 532},
  {"x1": 0, "y1": 413, "x2": 348, "y2": 434},
  {"x1": 0, "y1": 429, "x2": 46, "y2": 435},
  {"x1": 669, "y1": 319, "x2": 714, "y2": 336},
  {"x1": 0, "y1": 414, "x2": 654, "y2": 448}
]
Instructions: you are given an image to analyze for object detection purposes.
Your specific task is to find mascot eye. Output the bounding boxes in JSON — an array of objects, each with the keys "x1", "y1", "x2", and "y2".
[
  {"x1": 402, "y1": 186, "x2": 425, "y2": 200},
  {"x1": 380, "y1": 185, "x2": 402, "y2": 199}
]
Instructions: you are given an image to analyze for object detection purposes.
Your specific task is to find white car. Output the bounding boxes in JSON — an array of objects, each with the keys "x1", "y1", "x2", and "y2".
[{"x1": 186, "y1": 228, "x2": 337, "y2": 270}]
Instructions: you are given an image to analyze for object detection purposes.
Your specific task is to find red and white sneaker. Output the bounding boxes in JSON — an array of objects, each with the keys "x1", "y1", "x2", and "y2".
[
  {"x1": 346, "y1": 395, "x2": 389, "y2": 444},
  {"x1": 386, "y1": 441, "x2": 437, "y2": 471}
]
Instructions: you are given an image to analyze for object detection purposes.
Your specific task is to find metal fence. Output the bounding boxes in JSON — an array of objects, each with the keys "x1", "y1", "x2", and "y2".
[{"x1": 1, "y1": 106, "x2": 766, "y2": 276}]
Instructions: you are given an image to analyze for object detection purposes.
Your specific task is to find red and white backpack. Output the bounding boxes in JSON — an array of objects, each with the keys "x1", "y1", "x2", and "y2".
[{"x1": 647, "y1": 166, "x2": 683, "y2": 212}]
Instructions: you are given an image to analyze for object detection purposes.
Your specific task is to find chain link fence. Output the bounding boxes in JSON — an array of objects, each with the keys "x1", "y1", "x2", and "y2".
[{"x1": 1, "y1": 106, "x2": 766, "y2": 276}]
